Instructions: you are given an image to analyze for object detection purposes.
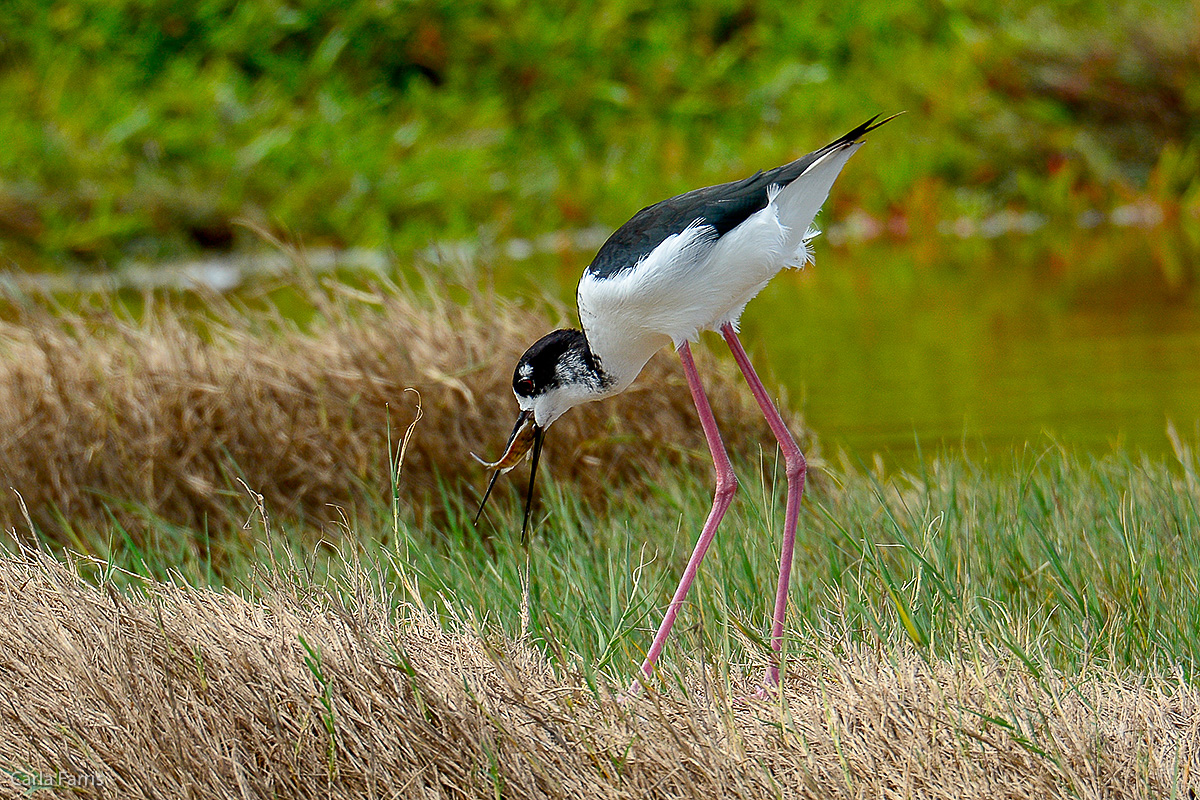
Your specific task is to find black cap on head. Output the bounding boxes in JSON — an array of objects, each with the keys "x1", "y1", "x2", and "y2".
[{"x1": 513, "y1": 328, "x2": 592, "y2": 398}]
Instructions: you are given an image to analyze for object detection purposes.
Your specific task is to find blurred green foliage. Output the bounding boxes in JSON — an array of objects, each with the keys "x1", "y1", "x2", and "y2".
[{"x1": 0, "y1": 0, "x2": 1197, "y2": 267}]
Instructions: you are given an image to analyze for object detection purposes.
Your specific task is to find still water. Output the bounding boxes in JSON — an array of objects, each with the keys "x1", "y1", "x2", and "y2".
[{"x1": 500, "y1": 225, "x2": 1200, "y2": 467}]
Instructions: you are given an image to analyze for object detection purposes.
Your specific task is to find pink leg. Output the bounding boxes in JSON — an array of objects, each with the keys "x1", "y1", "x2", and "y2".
[
  {"x1": 635, "y1": 341, "x2": 737, "y2": 684},
  {"x1": 721, "y1": 323, "x2": 807, "y2": 688}
]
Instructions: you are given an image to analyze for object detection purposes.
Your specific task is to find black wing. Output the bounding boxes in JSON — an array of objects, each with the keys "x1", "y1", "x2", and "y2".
[{"x1": 585, "y1": 115, "x2": 894, "y2": 280}]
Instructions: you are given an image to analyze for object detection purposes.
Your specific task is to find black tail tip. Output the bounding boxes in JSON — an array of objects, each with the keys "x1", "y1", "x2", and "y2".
[{"x1": 856, "y1": 111, "x2": 905, "y2": 138}]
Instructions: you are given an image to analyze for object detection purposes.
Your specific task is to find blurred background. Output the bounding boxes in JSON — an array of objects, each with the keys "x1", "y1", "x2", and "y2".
[{"x1": 1, "y1": 0, "x2": 1198, "y2": 464}]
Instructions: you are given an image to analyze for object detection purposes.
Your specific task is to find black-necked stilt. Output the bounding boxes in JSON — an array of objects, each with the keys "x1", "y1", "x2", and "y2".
[{"x1": 476, "y1": 115, "x2": 895, "y2": 689}]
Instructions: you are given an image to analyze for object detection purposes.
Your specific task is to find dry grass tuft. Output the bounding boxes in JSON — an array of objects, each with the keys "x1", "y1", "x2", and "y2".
[
  {"x1": 0, "y1": 548, "x2": 1194, "y2": 799},
  {"x1": 0, "y1": 276, "x2": 811, "y2": 542}
]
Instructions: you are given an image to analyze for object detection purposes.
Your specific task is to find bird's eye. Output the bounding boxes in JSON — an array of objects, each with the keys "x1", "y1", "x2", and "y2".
[{"x1": 515, "y1": 378, "x2": 535, "y2": 395}]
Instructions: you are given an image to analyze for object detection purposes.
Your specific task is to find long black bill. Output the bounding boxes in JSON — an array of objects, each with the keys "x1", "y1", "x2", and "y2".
[
  {"x1": 521, "y1": 426, "x2": 546, "y2": 543},
  {"x1": 473, "y1": 408, "x2": 538, "y2": 527},
  {"x1": 474, "y1": 469, "x2": 505, "y2": 527}
]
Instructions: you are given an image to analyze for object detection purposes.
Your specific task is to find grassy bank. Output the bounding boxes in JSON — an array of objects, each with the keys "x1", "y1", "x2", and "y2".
[{"x1": 2, "y1": 444, "x2": 1198, "y2": 798}]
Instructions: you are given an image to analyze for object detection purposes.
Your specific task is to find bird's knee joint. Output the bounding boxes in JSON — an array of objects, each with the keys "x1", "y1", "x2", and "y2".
[
  {"x1": 785, "y1": 453, "x2": 807, "y2": 482},
  {"x1": 716, "y1": 474, "x2": 738, "y2": 500}
]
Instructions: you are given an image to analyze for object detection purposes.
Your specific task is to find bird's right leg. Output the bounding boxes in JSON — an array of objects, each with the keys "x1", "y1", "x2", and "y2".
[
  {"x1": 721, "y1": 323, "x2": 805, "y2": 691},
  {"x1": 633, "y1": 341, "x2": 737, "y2": 688}
]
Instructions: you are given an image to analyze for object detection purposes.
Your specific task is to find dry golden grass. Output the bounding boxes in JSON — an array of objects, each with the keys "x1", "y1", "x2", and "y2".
[
  {"x1": 0, "y1": 276, "x2": 810, "y2": 542},
  {"x1": 1, "y1": 546, "x2": 1195, "y2": 799}
]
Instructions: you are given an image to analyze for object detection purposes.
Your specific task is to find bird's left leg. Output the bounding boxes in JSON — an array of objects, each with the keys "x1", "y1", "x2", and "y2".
[
  {"x1": 720, "y1": 322, "x2": 807, "y2": 688},
  {"x1": 631, "y1": 340, "x2": 737, "y2": 692}
]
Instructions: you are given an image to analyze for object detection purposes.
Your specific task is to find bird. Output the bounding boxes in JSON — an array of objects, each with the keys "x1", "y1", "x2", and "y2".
[{"x1": 475, "y1": 114, "x2": 895, "y2": 690}]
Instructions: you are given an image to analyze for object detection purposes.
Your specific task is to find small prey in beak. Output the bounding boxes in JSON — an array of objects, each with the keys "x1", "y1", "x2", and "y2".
[{"x1": 472, "y1": 408, "x2": 546, "y2": 541}]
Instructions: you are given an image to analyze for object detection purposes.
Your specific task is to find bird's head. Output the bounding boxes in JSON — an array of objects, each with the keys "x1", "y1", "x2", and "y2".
[{"x1": 473, "y1": 328, "x2": 604, "y2": 537}]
